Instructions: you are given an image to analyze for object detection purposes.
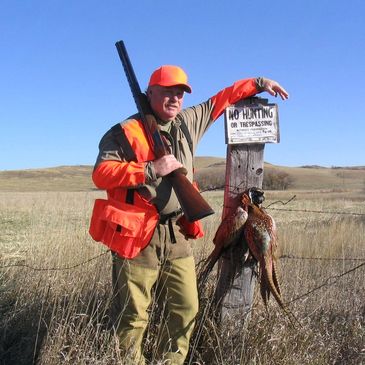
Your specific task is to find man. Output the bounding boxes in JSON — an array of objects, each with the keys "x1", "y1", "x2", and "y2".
[{"x1": 91, "y1": 65, "x2": 288, "y2": 364}]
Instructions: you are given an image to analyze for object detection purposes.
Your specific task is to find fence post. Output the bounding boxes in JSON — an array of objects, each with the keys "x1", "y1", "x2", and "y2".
[{"x1": 213, "y1": 96, "x2": 278, "y2": 325}]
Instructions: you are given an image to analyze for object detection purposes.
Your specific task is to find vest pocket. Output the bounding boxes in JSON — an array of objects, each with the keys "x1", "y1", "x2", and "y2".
[
  {"x1": 89, "y1": 198, "x2": 158, "y2": 259},
  {"x1": 89, "y1": 199, "x2": 109, "y2": 241}
]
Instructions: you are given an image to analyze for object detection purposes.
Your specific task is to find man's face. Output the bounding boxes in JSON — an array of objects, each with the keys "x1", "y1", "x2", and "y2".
[{"x1": 147, "y1": 85, "x2": 185, "y2": 121}]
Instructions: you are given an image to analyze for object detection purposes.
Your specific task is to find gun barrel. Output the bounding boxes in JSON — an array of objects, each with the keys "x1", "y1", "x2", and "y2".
[{"x1": 115, "y1": 41, "x2": 142, "y2": 104}]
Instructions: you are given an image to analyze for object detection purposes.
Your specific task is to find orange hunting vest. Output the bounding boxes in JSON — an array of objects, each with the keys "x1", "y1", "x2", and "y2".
[{"x1": 89, "y1": 119, "x2": 159, "y2": 259}]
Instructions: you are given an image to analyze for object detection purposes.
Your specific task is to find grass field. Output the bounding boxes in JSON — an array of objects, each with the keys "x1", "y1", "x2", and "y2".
[{"x1": 0, "y1": 183, "x2": 364, "y2": 364}]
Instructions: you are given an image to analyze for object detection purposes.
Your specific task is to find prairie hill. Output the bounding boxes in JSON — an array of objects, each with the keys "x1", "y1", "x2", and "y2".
[
  {"x1": 0, "y1": 165, "x2": 93, "y2": 192},
  {"x1": 0, "y1": 158, "x2": 364, "y2": 192}
]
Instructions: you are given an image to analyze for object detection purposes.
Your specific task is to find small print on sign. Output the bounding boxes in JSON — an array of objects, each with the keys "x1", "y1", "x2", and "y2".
[{"x1": 225, "y1": 104, "x2": 280, "y2": 144}]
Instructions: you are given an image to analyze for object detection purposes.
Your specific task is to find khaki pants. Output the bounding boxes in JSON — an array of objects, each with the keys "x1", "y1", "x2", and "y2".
[{"x1": 111, "y1": 222, "x2": 199, "y2": 365}]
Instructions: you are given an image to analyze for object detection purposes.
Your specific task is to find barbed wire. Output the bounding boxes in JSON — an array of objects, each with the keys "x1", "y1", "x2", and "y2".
[
  {"x1": 280, "y1": 255, "x2": 365, "y2": 261},
  {"x1": 265, "y1": 194, "x2": 297, "y2": 208},
  {"x1": 268, "y1": 207, "x2": 365, "y2": 216},
  {"x1": 202, "y1": 187, "x2": 365, "y2": 217},
  {"x1": 265, "y1": 195, "x2": 365, "y2": 216},
  {"x1": 243, "y1": 259, "x2": 365, "y2": 332},
  {"x1": 0, "y1": 250, "x2": 110, "y2": 271},
  {"x1": 285, "y1": 260, "x2": 365, "y2": 305},
  {"x1": 2, "y1": 251, "x2": 364, "y2": 272}
]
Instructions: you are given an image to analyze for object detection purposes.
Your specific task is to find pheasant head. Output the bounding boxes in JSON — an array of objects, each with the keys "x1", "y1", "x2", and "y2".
[{"x1": 241, "y1": 187, "x2": 265, "y2": 208}]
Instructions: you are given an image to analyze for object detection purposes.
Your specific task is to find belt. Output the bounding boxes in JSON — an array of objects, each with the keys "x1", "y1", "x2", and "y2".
[{"x1": 158, "y1": 209, "x2": 182, "y2": 225}]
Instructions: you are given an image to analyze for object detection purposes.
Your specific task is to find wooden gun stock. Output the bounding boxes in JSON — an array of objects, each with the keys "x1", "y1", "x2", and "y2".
[
  {"x1": 115, "y1": 40, "x2": 214, "y2": 222},
  {"x1": 167, "y1": 170, "x2": 214, "y2": 221}
]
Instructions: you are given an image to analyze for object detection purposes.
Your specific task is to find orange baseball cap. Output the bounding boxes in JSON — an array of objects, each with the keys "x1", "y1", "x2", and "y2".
[{"x1": 148, "y1": 65, "x2": 192, "y2": 93}]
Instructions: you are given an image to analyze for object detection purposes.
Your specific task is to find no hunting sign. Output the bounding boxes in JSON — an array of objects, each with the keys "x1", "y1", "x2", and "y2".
[{"x1": 225, "y1": 103, "x2": 280, "y2": 144}]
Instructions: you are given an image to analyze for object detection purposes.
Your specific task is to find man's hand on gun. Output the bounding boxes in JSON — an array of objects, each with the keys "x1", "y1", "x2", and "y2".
[{"x1": 153, "y1": 154, "x2": 183, "y2": 177}]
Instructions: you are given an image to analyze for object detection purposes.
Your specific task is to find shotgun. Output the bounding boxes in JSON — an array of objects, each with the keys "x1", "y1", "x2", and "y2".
[{"x1": 115, "y1": 40, "x2": 214, "y2": 222}]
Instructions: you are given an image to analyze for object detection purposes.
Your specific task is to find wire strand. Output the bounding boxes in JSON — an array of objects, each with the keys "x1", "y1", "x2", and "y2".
[
  {"x1": 280, "y1": 255, "x2": 365, "y2": 261},
  {"x1": 0, "y1": 250, "x2": 110, "y2": 271},
  {"x1": 268, "y1": 207, "x2": 365, "y2": 216},
  {"x1": 285, "y1": 261, "x2": 365, "y2": 305}
]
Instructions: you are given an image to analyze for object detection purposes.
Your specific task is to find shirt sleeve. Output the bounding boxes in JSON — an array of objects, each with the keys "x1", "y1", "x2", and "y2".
[{"x1": 210, "y1": 78, "x2": 259, "y2": 121}]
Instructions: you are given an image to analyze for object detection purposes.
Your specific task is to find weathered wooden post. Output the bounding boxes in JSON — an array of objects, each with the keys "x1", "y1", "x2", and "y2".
[{"x1": 214, "y1": 96, "x2": 280, "y2": 324}]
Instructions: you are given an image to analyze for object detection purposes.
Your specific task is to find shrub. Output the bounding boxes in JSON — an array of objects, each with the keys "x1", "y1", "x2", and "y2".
[
  {"x1": 263, "y1": 171, "x2": 293, "y2": 190},
  {"x1": 195, "y1": 169, "x2": 293, "y2": 191}
]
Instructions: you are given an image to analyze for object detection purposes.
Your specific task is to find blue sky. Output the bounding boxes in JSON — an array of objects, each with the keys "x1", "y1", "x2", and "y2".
[{"x1": 1, "y1": 0, "x2": 364, "y2": 170}]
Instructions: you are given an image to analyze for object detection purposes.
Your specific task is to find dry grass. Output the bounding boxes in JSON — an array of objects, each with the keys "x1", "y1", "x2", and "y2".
[{"x1": 0, "y1": 189, "x2": 364, "y2": 364}]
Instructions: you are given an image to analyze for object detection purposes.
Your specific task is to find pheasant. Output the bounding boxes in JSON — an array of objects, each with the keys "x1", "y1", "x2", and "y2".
[
  {"x1": 242, "y1": 193, "x2": 303, "y2": 327},
  {"x1": 197, "y1": 187, "x2": 265, "y2": 291},
  {"x1": 240, "y1": 189, "x2": 283, "y2": 309}
]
